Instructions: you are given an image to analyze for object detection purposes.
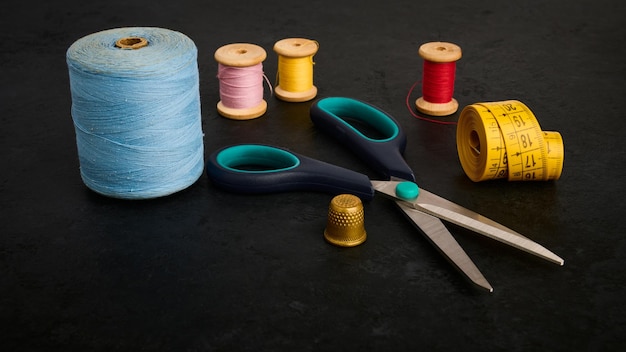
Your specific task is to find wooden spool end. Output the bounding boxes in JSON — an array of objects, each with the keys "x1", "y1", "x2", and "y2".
[
  {"x1": 216, "y1": 100, "x2": 267, "y2": 120},
  {"x1": 214, "y1": 43, "x2": 267, "y2": 67},
  {"x1": 418, "y1": 42, "x2": 462, "y2": 63},
  {"x1": 274, "y1": 86, "x2": 318, "y2": 103},
  {"x1": 415, "y1": 97, "x2": 459, "y2": 116},
  {"x1": 273, "y1": 38, "x2": 319, "y2": 58}
]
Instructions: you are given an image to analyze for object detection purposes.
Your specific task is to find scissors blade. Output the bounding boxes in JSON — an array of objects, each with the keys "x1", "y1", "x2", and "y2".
[
  {"x1": 395, "y1": 202, "x2": 493, "y2": 292},
  {"x1": 372, "y1": 181, "x2": 565, "y2": 266}
]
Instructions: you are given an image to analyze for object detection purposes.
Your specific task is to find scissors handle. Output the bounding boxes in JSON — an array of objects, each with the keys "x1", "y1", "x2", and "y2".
[
  {"x1": 206, "y1": 144, "x2": 375, "y2": 200},
  {"x1": 310, "y1": 97, "x2": 415, "y2": 182}
]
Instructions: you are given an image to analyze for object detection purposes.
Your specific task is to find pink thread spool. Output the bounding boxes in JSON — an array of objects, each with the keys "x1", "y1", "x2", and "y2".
[{"x1": 214, "y1": 43, "x2": 268, "y2": 120}]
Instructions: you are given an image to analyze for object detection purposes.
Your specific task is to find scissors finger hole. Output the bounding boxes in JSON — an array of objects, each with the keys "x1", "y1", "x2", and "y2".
[
  {"x1": 340, "y1": 116, "x2": 388, "y2": 140},
  {"x1": 217, "y1": 145, "x2": 300, "y2": 173},
  {"x1": 316, "y1": 97, "x2": 399, "y2": 142}
]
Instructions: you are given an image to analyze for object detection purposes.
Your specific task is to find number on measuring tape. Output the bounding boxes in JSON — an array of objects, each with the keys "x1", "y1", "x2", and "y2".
[{"x1": 456, "y1": 100, "x2": 564, "y2": 182}]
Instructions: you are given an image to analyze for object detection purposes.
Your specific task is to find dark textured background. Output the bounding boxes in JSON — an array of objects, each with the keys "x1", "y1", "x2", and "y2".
[{"x1": 2, "y1": 0, "x2": 625, "y2": 350}]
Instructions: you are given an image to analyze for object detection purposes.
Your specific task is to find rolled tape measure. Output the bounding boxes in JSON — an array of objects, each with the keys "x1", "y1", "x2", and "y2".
[{"x1": 456, "y1": 100, "x2": 564, "y2": 182}]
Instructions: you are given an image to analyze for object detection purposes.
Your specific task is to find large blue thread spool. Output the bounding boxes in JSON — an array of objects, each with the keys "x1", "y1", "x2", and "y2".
[{"x1": 66, "y1": 27, "x2": 204, "y2": 199}]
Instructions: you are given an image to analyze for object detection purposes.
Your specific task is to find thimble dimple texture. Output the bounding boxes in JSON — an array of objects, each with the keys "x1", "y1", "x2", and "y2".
[{"x1": 324, "y1": 194, "x2": 366, "y2": 247}]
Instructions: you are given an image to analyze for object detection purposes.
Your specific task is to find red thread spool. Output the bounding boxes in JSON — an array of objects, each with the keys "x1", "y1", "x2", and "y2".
[{"x1": 415, "y1": 42, "x2": 462, "y2": 116}]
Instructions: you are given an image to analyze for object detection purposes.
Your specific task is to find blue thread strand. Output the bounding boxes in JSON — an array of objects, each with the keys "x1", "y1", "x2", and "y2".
[{"x1": 67, "y1": 27, "x2": 204, "y2": 199}]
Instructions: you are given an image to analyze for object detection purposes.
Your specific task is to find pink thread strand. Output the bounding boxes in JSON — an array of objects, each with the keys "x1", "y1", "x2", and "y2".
[{"x1": 217, "y1": 63, "x2": 266, "y2": 109}]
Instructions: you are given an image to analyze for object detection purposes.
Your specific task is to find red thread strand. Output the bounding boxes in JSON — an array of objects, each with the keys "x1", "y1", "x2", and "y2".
[
  {"x1": 405, "y1": 80, "x2": 457, "y2": 125},
  {"x1": 421, "y1": 61, "x2": 457, "y2": 104}
]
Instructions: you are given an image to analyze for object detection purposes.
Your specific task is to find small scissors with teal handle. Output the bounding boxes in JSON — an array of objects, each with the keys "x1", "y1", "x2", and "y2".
[{"x1": 206, "y1": 97, "x2": 564, "y2": 292}]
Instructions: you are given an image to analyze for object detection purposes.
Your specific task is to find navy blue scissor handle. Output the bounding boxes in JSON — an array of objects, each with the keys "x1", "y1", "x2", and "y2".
[
  {"x1": 310, "y1": 97, "x2": 415, "y2": 182},
  {"x1": 206, "y1": 144, "x2": 375, "y2": 200}
]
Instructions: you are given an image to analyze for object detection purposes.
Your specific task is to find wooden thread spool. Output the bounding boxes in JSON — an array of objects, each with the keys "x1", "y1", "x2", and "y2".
[
  {"x1": 214, "y1": 43, "x2": 268, "y2": 120},
  {"x1": 415, "y1": 42, "x2": 462, "y2": 116},
  {"x1": 273, "y1": 38, "x2": 319, "y2": 102}
]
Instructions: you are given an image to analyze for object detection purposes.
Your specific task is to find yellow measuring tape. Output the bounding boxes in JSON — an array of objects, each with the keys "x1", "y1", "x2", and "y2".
[{"x1": 456, "y1": 100, "x2": 564, "y2": 182}]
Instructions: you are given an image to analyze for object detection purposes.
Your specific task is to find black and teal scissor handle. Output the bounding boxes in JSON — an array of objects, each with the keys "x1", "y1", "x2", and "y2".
[
  {"x1": 310, "y1": 97, "x2": 415, "y2": 182},
  {"x1": 206, "y1": 144, "x2": 375, "y2": 200}
]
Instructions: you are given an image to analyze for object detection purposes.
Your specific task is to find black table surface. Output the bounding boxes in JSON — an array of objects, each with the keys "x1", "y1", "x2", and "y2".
[{"x1": 2, "y1": 0, "x2": 625, "y2": 350}]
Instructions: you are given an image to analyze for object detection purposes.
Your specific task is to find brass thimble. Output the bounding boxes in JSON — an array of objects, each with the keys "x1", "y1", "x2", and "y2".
[{"x1": 324, "y1": 194, "x2": 366, "y2": 247}]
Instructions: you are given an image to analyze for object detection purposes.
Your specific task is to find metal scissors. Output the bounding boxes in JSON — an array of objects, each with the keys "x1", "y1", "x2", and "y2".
[{"x1": 206, "y1": 97, "x2": 564, "y2": 292}]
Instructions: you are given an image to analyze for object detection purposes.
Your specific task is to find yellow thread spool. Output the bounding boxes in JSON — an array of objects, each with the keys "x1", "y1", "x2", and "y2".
[
  {"x1": 456, "y1": 100, "x2": 564, "y2": 182},
  {"x1": 273, "y1": 38, "x2": 319, "y2": 102},
  {"x1": 214, "y1": 43, "x2": 267, "y2": 120},
  {"x1": 415, "y1": 42, "x2": 462, "y2": 116}
]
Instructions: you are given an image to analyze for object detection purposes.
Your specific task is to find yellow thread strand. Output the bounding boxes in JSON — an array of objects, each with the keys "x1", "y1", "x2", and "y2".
[{"x1": 277, "y1": 55, "x2": 314, "y2": 92}]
